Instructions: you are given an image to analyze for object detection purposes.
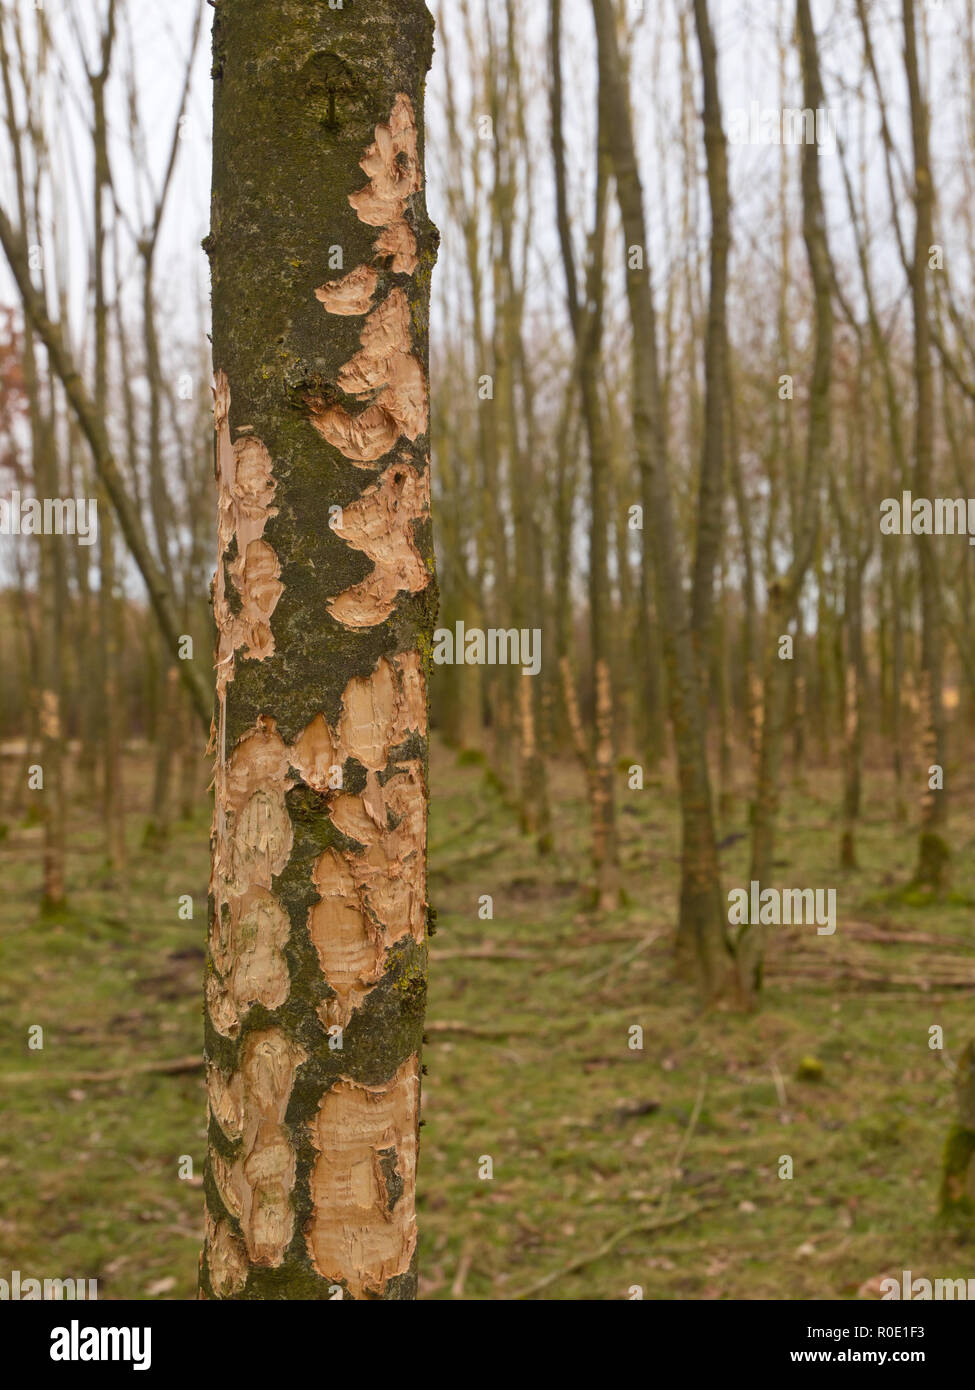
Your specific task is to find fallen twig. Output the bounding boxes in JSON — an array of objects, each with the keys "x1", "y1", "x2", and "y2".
[
  {"x1": 430, "y1": 946, "x2": 539, "y2": 961},
  {"x1": 575, "y1": 930, "x2": 663, "y2": 989},
  {"x1": 0, "y1": 1054, "x2": 202, "y2": 1085},
  {"x1": 424, "y1": 1020, "x2": 533, "y2": 1040},
  {"x1": 512, "y1": 1202, "x2": 721, "y2": 1299},
  {"x1": 429, "y1": 839, "x2": 514, "y2": 875},
  {"x1": 450, "y1": 1246, "x2": 474, "y2": 1299}
]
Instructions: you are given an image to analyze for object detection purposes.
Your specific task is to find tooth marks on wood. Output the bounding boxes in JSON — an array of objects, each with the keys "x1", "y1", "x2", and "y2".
[
  {"x1": 326, "y1": 457, "x2": 431, "y2": 628},
  {"x1": 213, "y1": 373, "x2": 282, "y2": 700},
  {"x1": 308, "y1": 95, "x2": 431, "y2": 632},
  {"x1": 205, "y1": 1211, "x2": 248, "y2": 1298},
  {"x1": 348, "y1": 92, "x2": 421, "y2": 274},
  {"x1": 305, "y1": 1054, "x2": 420, "y2": 1299},
  {"x1": 307, "y1": 289, "x2": 428, "y2": 464},
  {"x1": 208, "y1": 717, "x2": 294, "y2": 1040},
  {"x1": 206, "y1": 653, "x2": 426, "y2": 1042},
  {"x1": 315, "y1": 264, "x2": 378, "y2": 316}
]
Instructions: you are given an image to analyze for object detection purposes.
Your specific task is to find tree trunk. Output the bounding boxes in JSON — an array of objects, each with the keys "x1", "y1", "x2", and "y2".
[
  {"x1": 939, "y1": 1040, "x2": 975, "y2": 1229},
  {"x1": 840, "y1": 555, "x2": 864, "y2": 869},
  {"x1": 904, "y1": 0, "x2": 950, "y2": 892},
  {"x1": 202, "y1": 0, "x2": 437, "y2": 1301},
  {"x1": 742, "y1": 0, "x2": 834, "y2": 1003},
  {"x1": 551, "y1": 0, "x2": 619, "y2": 909},
  {"x1": 590, "y1": 0, "x2": 732, "y2": 1000},
  {"x1": 90, "y1": 13, "x2": 125, "y2": 874},
  {"x1": 0, "y1": 22, "x2": 65, "y2": 912},
  {"x1": 690, "y1": 0, "x2": 730, "y2": 676},
  {"x1": 143, "y1": 662, "x2": 178, "y2": 850},
  {"x1": 37, "y1": 380, "x2": 66, "y2": 913}
]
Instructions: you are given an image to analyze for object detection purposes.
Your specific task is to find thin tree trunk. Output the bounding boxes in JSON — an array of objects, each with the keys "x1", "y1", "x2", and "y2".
[
  {"x1": 0, "y1": 20, "x2": 64, "y2": 911},
  {"x1": 690, "y1": 0, "x2": 730, "y2": 676},
  {"x1": 939, "y1": 1040, "x2": 975, "y2": 1227},
  {"x1": 840, "y1": 555, "x2": 864, "y2": 869},
  {"x1": 89, "y1": 2, "x2": 125, "y2": 873},
  {"x1": 590, "y1": 0, "x2": 732, "y2": 1000},
  {"x1": 904, "y1": 0, "x2": 949, "y2": 890},
  {"x1": 550, "y1": 0, "x2": 619, "y2": 909},
  {"x1": 0, "y1": 203, "x2": 211, "y2": 729},
  {"x1": 143, "y1": 664, "x2": 178, "y2": 850},
  {"x1": 742, "y1": 0, "x2": 834, "y2": 1002}
]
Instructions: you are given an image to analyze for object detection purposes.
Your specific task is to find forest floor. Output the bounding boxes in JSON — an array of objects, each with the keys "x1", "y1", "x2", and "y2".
[{"x1": 0, "y1": 737, "x2": 973, "y2": 1300}]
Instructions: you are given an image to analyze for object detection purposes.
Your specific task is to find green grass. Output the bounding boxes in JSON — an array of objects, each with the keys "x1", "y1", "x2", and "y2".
[{"x1": 0, "y1": 743, "x2": 973, "y2": 1299}]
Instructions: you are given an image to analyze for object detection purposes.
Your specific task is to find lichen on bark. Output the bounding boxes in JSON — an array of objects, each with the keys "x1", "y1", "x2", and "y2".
[{"x1": 202, "y1": 0, "x2": 437, "y2": 1301}]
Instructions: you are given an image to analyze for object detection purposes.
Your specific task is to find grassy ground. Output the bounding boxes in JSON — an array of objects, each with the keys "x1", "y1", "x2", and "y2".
[{"x1": 0, "y1": 738, "x2": 973, "y2": 1299}]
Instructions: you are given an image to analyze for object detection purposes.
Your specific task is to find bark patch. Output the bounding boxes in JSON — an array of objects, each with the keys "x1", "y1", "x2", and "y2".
[
  {"x1": 315, "y1": 264, "x2": 378, "y2": 316},
  {"x1": 207, "y1": 1061, "x2": 244, "y2": 1142},
  {"x1": 214, "y1": 373, "x2": 283, "y2": 698},
  {"x1": 230, "y1": 1028, "x2": 307, "y2": 1267},
  {"x1": 209, "y1": 717, "x2": 294, "y2": 1037},
  {"x1": 301, "y1": 654, "x2": 427, "y2": 1028},
  {"x1": 305, "y1": 1054, "x2": 419, "y2": 1298},
  {"x1": 326, "y1": 456, "x2": 431, "y2": 628},
  {"x1": 348, "y1": 92, "x2": 421, "y2": 274},
  {"x1": 308, "y1": 290, "x2": 428, "y2": 464},
  {"x1": 205, "y1": 1211, "x2": 248, "y2": 1297},
  {"x1": 308, "y1": 92, "x2": 427, "y2": 469}
]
